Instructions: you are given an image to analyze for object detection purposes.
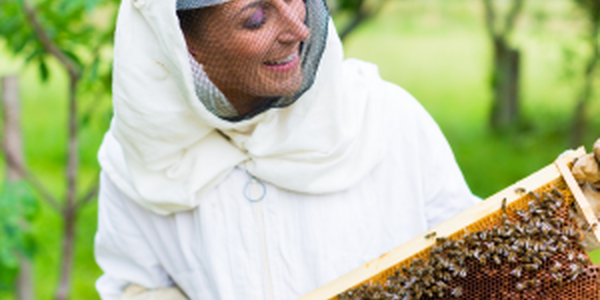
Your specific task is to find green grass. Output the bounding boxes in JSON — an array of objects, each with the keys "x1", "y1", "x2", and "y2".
[
  {"x1": 2, "y1": 0, "x2": 600, "y2": 298},
  {"x1": 343, "y1": 0, "x2": 600, "y2": 196}
]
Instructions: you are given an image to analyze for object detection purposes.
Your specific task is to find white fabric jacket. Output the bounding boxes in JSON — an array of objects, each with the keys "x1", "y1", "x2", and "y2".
[
  {"x1": 94, "y1": 0, "x2": 480, "y2": 298},
  {"x1": 95, "y1": 88, "x2": 480, "y2": 299}
]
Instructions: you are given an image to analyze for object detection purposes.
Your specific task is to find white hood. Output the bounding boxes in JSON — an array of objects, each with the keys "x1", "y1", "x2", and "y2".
[{"x1": 98, "y1": 0, "x2": 386, "y2": 215}]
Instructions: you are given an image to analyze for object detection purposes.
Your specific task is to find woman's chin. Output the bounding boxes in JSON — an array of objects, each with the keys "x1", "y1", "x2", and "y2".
[{"x1": 259, "y1": 71, "x2": 304, "y2": 97}]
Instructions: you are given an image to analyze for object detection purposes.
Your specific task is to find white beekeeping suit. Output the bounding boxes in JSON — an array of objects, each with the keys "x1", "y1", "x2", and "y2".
[{"x1": 94, "y1": 0, "x2": 481, "y2": 298}]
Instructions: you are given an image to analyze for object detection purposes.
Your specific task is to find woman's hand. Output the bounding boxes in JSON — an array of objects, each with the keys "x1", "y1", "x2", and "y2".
[
  {"x1": 120, "y1": 284, "x2": 189, "y2": 300},
  {"x1": 572, "y1": 138, "x2": 600, "y2": 188},
  {"x1": 572, "y1": 138, "x2": 600, "y2": 251}
]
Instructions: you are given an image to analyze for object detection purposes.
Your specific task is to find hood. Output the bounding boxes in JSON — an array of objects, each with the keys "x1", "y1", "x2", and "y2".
[{"x1": 98, "y1": 0, "x2": 386, "y2": 214}]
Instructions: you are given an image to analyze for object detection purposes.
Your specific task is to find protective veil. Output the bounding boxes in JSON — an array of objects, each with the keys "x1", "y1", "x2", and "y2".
[{"x1": 98, "y1": 0, "x2": 386, "y2": 214}]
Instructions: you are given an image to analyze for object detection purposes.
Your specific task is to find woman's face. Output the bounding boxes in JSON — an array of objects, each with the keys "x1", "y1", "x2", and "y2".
[{"x1": 184, "y1": 0, "x2": 310, "y2": 115}]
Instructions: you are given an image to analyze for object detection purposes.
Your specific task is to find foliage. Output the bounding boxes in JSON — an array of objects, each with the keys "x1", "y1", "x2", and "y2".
[
  {"x1": 0, "y1": 0, "x2": 117, "y2": 298},
  {"x1": 0, "y1": 0, "x2": 116, "y2": 124},
  {"x1": 0, "y1": 180, "x2": 37, "y2": 292},
  {"x1": 573, "y1": 0, "x2": 600, "y2": 23},
  {"x1": 568, "y1": 0, "x2": 600, "y2": 145},
  {"x1": 481, "y1": 0, "x2": 525, "y2": 129},
  {"x1": 328, "y1": 0, "x2": 387, "y2": 40}
]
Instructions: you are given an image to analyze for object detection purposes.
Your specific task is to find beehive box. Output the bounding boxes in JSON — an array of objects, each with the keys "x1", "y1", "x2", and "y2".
[{"x1": 300, "y1": 148, "x2": 600, "y2": 300}]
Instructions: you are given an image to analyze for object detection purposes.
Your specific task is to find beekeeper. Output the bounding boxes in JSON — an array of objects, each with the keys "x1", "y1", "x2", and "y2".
[{"x1": 93, "y1": 0, "x2": 600, "y2": 297}]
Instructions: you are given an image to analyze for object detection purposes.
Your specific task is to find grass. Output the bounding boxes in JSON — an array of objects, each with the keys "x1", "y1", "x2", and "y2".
[
  {"x1": 2, "y1": 0, "x2": 600, "y2": 298},
  {"x1": 343, "y1": 0, "x2": 600, "y2": 196}
]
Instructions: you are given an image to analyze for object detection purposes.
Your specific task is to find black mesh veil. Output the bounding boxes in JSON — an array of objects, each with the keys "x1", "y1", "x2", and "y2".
[{"x1": 176, "y1": 0, "x2": 329, "y2": 121}]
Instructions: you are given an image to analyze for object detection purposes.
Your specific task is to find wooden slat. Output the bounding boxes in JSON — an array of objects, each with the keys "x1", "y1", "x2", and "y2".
[
  {"x1": 556, "y1": 151, "x2": 600, "y2": 244},
  {"x1": 299, "y1": 147, "x2": 588, "y2": 300}
]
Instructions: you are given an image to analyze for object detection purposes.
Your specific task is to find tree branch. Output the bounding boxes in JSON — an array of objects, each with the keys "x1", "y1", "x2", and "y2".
[
  {"x1": 482, "y1": 0, "x2": 498, "y2": 40},
  {"x1": 1, "y1": 142, "x2": 61, "y2": 211},
  {"x1": 503, "y1": 0, "x2": 525, "y2": 38},
  {"x1": 75, "y1": 177, "x2": 99, "y2": 213},
  {"x1": 339, "y1": 0, "x2": 388, "y2": 41},
  {"x1": 339, "y1": 9, "x2": 368, "y2": 41},
  {"x1": 22, "y1": 1, "x2": 81, "y2": 80}
]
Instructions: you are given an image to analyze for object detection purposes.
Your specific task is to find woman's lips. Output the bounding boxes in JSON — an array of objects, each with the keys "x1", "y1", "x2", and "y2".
[{"x1": 264, "y1": 52, "x2": 299, "y2": 73}]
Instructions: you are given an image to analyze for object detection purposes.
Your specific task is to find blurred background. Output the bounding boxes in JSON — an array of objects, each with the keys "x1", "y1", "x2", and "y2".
[{"x1": 1, "y1": 0, "x2": 600, "y2": 298}]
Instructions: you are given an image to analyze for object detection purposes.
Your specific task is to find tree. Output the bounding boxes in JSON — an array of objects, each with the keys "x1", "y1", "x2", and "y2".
[
  {"x1": 570, "y1": 0, "x2": 600, "y2": 146},
  {"x1": 328, "y1": 0, "x2": 388, "y2": 41},
  {"x1": 0, "y1": 180, "x2": 37, "y2": 297},
  {"x1": 0, "y1": 0, "x2": 117, "y2": 298},
  {"x1": 482, "y1": 0, "x2": 525, "y2": 130}
]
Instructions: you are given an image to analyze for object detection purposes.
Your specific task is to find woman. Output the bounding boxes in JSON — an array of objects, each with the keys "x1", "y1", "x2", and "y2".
[{"x1": 93, "y1": 0, "x2": 600, "y2": 298}]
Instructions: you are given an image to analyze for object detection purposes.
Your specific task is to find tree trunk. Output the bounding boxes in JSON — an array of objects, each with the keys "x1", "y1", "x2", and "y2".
[
  {"x1": 570, "y1": 24, "x2": 599, "y2": 147},
  {"x1": 55, "y1": 72, "x2": 79, "y2": 300},
  {"x1": 490, "y1": 38, "x2": 521, "y2": 129},
  {"x1": 55, "y1": 207, "x2": 75, "y2": 300},
  {"x1": 570, "y1": 64, "x2": 595, "y2": 147},
  {"x1": 2, "y1": 76, "x2": 35, "y2": 300}
]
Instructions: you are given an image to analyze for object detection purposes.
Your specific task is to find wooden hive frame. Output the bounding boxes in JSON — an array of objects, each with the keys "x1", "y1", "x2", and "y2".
[{"x1": 299, "y1": 147, "x2": 600, "y2": 300}]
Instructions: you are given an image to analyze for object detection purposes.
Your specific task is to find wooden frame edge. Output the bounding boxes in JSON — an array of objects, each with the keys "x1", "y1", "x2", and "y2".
[
  {"x1": 555, "y1": 148, "x2": 600, "y2": 245},
  {"x1": 299, "y1": 148, "x2": 588, "y2": 300}
]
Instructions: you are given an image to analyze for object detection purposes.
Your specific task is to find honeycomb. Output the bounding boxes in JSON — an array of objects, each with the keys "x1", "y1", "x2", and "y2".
[{"x1": 337, "y1": 179, "x2": 600, "y2": 299}]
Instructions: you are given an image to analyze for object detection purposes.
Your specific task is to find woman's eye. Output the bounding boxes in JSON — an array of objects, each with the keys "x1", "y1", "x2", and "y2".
[{"x1": 244, "y1": 8, "x2": 266, "y2": 29}]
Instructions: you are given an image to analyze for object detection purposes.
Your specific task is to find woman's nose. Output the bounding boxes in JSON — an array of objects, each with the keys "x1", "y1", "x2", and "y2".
[{"x1": 277, "y1": 1, "x2": 310, "y2": 43}]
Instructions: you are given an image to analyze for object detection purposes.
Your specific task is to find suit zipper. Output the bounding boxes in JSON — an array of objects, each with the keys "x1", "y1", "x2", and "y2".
[{"x1": 246, "y1": 173, "x2": 275, "y2": 300}]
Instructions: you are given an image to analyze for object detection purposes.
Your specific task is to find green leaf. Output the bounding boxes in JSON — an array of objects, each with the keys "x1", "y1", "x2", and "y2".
[
  {"x1": 24, "y1": 47, "x2": 43, "y2": 64},
  {"x1": 0, "y1": 179, "x2": 39, "y2": 289},
  {"x1": 38, "y1": 58, "x2": 50, "y2": 82},
  {"x1": 12, "y1": 34, "x2": 35, "y2": 55},
  {"x1": 89, "y1": 55, "x2": 100, "y2": 81},
  {"x1": 63, "y1": 49, "x2": 83, "y2": 70},
  {"x1": 0, "y1": 15, "x2": 21, "y2": 36}
]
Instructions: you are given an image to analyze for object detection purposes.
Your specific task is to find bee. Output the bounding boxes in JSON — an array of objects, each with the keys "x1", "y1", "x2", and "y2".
[
  {"x1": 583, "y1": 222, "x2": 599, "y2": 233},
  {"x1": 563, "y1": 228, "x2": 578, "y2": 240},
  {"x1": 551, "y1": 187, "x2": 563, "y2": 198},
  {"x1": 413, "y1": 288, "x2": 423, "y2": 299},
  {"x1": 424, "y1": 231, "x2": 437, "y2": 240},
  {"x1": 569, "y1": 263, "x2": 583, "y2": 280},
  {"x1": 478, "y1": 254, "x2": 488, "y2": 266},
  {"x1": 582, "y1": 222, "x2": 592, "y2": 231},
  {"x1": 424, "y1": 289, "x2": 433, "y2": 298},
  {"x1": 435, "y1": 289, "x2": 445, "y2": 298},
  {"x1": 501, "y1": 197, "x2": 508, "y2": 211},
  {"x1": 478, "y1": 231, "x2": 488, "y2": 240},
  {"x1": 550, "y1": 261, "x2": 563, "y2": 273},
  {"x1": 577, "y1": 253, "x2": 588, "y2": 263},
  {"x1": 510, "y1": 266, "x2": 522, "y2": 278},
  {"x1": 527, "y1": 279, "x2": 541, "y2": 288},
  {"x1": 552, "y1": 272, "x2": 564, "y2": 285},
  {"x1": 523, "y1": 263, "x2": 539, "y2": 271},
  {"x1": 515, "y1": 282, "x2": 526, "y2": 292},
  {"x1": 435, "y1": 281, "x2": 448, "y2": 290},
  {"x1": 451, "y1": 286, "x2": 463, "y2": 298},
  {"x1": 493, "y1": 254, "x2": 502, "y2": 265},
  {"x1": 457, "y1": 267, "x2": 467, "y2": 278},
  {"x1": 515, "y1": 187, "x2": 526, "y2": 195}
]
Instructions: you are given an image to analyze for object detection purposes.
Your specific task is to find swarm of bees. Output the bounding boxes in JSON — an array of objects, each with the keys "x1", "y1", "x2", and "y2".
[{"x1": 337, "y1": 185, "x2": 600, "y2": 300}]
